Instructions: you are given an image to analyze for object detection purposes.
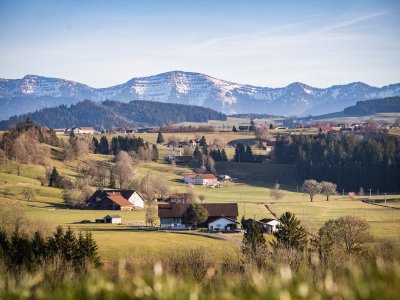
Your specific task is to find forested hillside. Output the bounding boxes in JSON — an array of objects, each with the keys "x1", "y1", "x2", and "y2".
[
  {"x1": 343, "y1": 97, "x2": 400, "y2": 116},
  {"x1": 0, "y1": 100, "x2": 226, "y2": 130},
  {"x1": 274, "y1": 133, "x2": 400, "y2": 192}
]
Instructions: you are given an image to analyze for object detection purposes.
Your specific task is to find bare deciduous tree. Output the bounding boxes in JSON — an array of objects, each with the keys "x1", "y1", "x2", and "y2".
[
  {"x1": 301, "y1": 179, "x2": 321, "y2": 202},
  {"x1": 113, "y1": 151, "x2": 136, "y2": 188},
  {"x1": 255, "y1": 125, "x2": 270, "y2": 141},
  {"x1": 320, "y1": 181, "x2": 337, "y2": 201},
  {"x1": 270, "y1": 183, "x2": 283, "y2": 202}
]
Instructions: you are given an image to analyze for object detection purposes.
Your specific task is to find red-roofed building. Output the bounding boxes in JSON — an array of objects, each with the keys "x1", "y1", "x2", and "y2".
[
  {"x1": 87, "y1": 189, "x2": 145, "y2": 210},
  {"x1": 319, "y1": 125, "x2": 333, "y2": 133},
  {"x1": 158, "y1": 203, "x2": 239, "y2": 230},
  {"x1": 193, "y1": 174, "x2": 218, "y2": 186}
]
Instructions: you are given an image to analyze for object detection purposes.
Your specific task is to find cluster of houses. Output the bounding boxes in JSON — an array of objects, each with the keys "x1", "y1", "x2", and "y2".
[
  {"x1": 183, "y1": 174, "x2": 219, "y2": 186},
  {"x1": 86, "y1": 189, "x2": 280, "y2": 233},
  {"x1": 54, "y1": 127, "x2": 96, "y2": 135}
]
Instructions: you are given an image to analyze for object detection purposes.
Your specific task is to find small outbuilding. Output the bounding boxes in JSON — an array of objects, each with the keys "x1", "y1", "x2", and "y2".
[{"x1": 103, "y1": 215, "x2": 122, "y2": 224}]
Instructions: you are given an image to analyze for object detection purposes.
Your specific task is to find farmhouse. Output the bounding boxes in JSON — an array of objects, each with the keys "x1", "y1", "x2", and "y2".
[
  {"x1": 183, "y1": 175, "x2": 195, "y2": 184},
  {"x1": 238, "y1": 125, "x2": 250, "y2": 132},
  {"x1": 193, "y1": 174, "x2": 218, "y2": 186},
  {"x1": 53, "y1": 128, "x2": 67, "y2": 135},
  {"x1": 208, "y1": 217, "x2": 239, "y2": 231},
  {"x1": 158, "y1": 203, "x2": 239, "y2": 230},
  {"x1": 259, "y1": 218, "x2": 281, "y2": 233},
  {"x1": 87, "y1": 189, "x2": 145, "y2": 210},
  {"x1": 319, "y1": 125, "x2": 333, "y2": 133}
]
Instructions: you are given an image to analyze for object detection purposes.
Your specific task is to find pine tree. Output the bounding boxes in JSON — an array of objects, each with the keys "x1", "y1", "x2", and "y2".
[
  {"x1": 99, "y1": 136, "x2": 109, "y2": 154},
  {"x1": 199, "y1": 136, "x2": 207, "y2": 146},
  {"x1": 152, "y1": 144, "x2": 159, "y2": 161},
  {"x1": 234, "y1": 143, "x2": 245, "y2": 162},
  {"x1": 221, "y1": 149, "x2": 228, "y2": 161},
  {"x1": 245, "y1": 145, "x2": 254, "y2": 162},
  {"x1": 83, "y1": 232, "x2": 102, "y2": 268},
  {"x1": 272, "y1": 212, "x2": 307, "y2": 250},
  {"x1": 49, "y1": 167, "x2": 62, "y2": 188},
  {"x1": 193, "y1": 146, "x2": 202, "y2": 161},
  {"x1": 62, "y1": 226, "x2": 77, "y2": 261},
  {"x1": 249, "y1": 119, "x2": 256, "y2": 132},
  {"x1": 156, "y1": 131, "x2": 165, "y2": 144},
  {"x1": 232, "y1": 125, "x2": 238, "y2": 132},
  {"x1": 92, "y1": 137, "x2": 99, "y2": 154},
  {"x1": 242, "y1": 219, "x2": 267, "y2": 267}
]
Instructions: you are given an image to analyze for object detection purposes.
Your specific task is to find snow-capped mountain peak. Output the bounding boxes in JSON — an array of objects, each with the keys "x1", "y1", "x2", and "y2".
[{"x1": 0, "y1": 71, "x2": 399, "y2": 120}]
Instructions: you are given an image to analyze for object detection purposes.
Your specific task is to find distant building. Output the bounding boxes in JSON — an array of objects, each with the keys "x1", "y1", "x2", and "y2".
[
  {"x1": 193, "y1": 174, "x2": 218, "y2": 186},
  {"x1": 158, "y1": 203, "x2": 239, "y2": 230},
  {"x1": 238, "y1": 125, "x2": 250, "y2": 132},
  {"x1": 54, "y1": 128, "x2": 67, "y2": 135},
  {"x1": 103, "y1": 215, "x2": 122, "y2": 224},
  {"x1": 87, "y1": 189, "x2": 145, "y2": 210},
  {"x1": 319, "y1": 125, "x2": 333, "y2": 133}
]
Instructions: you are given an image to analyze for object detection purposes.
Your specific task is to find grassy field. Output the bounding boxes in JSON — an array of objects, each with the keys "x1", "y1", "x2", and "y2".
[{"x1": 265, "y1": 192, "x2": 400, "y2": 242}]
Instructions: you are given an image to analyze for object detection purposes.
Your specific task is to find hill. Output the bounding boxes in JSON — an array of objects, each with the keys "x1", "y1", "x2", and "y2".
[
  {"x1": 343, "y1": 97, "x2": 400, "y2": 116},
  {"x1": 0, "y1": 99, "x2": 226, "y2": 130},
  {"x1": 1, "y1": 72, "x2": 400, "y2": 119}
]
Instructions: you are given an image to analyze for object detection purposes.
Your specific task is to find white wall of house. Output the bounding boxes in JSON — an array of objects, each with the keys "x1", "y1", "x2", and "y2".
[
  {"x1": 127, "y1": 192, "x2": 145, "y2": 209},
  {"x1": 208, "y1": 218, "x2": 237, "y2": 231},
  {"x1": 266, "y1": 220, "x2": 280, "y2": 232}
]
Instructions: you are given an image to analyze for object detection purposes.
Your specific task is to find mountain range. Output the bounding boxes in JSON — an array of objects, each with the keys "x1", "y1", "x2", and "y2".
[{"x1": 1, "y1": 71, "x2": 399, "y2": 120}]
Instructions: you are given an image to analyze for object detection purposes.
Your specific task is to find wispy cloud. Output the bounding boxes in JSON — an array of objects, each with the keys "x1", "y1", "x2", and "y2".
[{"x1": 320, "y1": 11, "x2": 390, "y2": 32}]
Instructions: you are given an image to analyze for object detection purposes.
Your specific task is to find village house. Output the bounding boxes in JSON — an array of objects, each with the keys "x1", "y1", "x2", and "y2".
[
  {"x1": 53, "y1": 128, "x2": 67, "y2": 135},
  {"x1": 158, "y1": 203, "x2": 239, "y2": 230},
  {"x1": 183, "y1": 174, "x2": 220, "y2": 186},
  {"x1": 238, "y1": 125, "x2": 250, "y2": 132},
  {"x1": 87, "y1": 189, "x2": 145, "y2": 210},
  {"x1": 258, "y1": 218, "x2": 281, "y2": 233},
  {"x1": 319, "y1": 125, "x2": 333, "y2": 133}
]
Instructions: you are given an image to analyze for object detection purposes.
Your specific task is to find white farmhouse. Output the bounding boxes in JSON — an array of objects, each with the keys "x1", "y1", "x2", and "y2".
[{"x1": 208, "y1": 217, "x2": 239, "y2": 231}]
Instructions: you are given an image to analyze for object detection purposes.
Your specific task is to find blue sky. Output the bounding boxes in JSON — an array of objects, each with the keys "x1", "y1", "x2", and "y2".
[{"x1": 0, "y1": 0, "x2": 399, "y2": 87}]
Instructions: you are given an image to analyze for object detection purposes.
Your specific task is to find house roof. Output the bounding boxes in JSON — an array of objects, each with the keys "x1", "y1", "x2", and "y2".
[
  {"x1": 104, "y1": 215, "x2": 121, "y2": 218},
  {"x1": 80, "y1": 127, "x2": 95, "y2": 131},
  {"x1": 158, "y1": 203, "x2": 238, "y2": 218},
  {"x1": 105, "y1": 192, "x2": 133, "y2": 207},
  {"x1": 319, "y1": 126, "x2": 332, "y2": 131},
  {"x1": 54, "y1": 128, "x2": 66, "y2": 132},
  {"x1": 208, "y1": 216, "x2": 239, "y2": 224},
  {"x1": 195, "y1": 174, "x2": 217, "y2": 180}
]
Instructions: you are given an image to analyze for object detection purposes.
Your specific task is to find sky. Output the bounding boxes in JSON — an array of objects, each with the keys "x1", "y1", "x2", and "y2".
[{"x1": 0, "y1": 0, "x2": 399, "y2": 88}]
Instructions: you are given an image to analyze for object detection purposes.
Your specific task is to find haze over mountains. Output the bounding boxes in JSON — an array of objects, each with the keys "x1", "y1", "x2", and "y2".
[{"x1": 1, "y1": 71, "x2": 399, "y2": 120}]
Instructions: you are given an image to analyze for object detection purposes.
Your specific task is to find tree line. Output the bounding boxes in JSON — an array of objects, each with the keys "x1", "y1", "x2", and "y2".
[
  {"x1": 0, "y1": 99, "x2": 227, "y2": 130},
  {"x1": 274, "y1": 133, "x2": 400, "y2": 192},
  {"x1": 0, "y1": 225, "x2": 101, "y2": 275}
]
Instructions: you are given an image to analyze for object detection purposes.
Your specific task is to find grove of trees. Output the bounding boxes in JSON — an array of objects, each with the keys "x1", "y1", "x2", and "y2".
[{"x1": 274, "y1": 133, "x2": 400, "y2": 192}]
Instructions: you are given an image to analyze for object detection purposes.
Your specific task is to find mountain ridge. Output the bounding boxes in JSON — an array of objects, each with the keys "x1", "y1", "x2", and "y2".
[{"x1": 1, "y1": 71, "x2": 399, "y2": 120}]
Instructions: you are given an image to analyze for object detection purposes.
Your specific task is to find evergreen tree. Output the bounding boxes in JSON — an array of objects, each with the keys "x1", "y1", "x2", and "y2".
[
  {"x1": 193, "y1": 146, "x2": 202, "y2": 161},
  {"x1": 182, "y1": 203, "x2": 209, "y2": 228},
  {"x1": 272, "y1": 212, "x2": 307, "y2": 250},
  {"x1": 234, "y1": 143, "x2": 246, "y2": 162},
  {"x1": 156, "y1": 131, "x2": 165, "y2": 144},
  {"x1": 62, "y1": 227, "x2": 77, "y2": 261},
  {"x1": 269, "y1": 123, "x2": 274, "y2": 130},
  {"x1": 49, "y1": 167, "x2": 62, "y2": 188},
  {"x1": 245, "y1": 145, "x2": 254, "y2": 162},
  {"x1": 152, "y1": 144, "x2": 159, "y2": 161},
  {"x1": 232, "y1": 125, "x2": 238, "y2": 132},
  {"x1": 199, "y1": 135, "x2": 207, "y2": 146},
  {"x1": 91, "y1": 137, "x2": 99, "y2": 154},
  {"x1": 98, "y1": 136, "x2": 109, "y2": 154},
  {"x1": 242, "y1": 219, "x2": 267, "y2": 267},
  {"x1": 221, "y1": 149, "x2": 228, "y2": 161},
  {"x1": 249, "y1": 119, "x2": 256, "y2": 132}
]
